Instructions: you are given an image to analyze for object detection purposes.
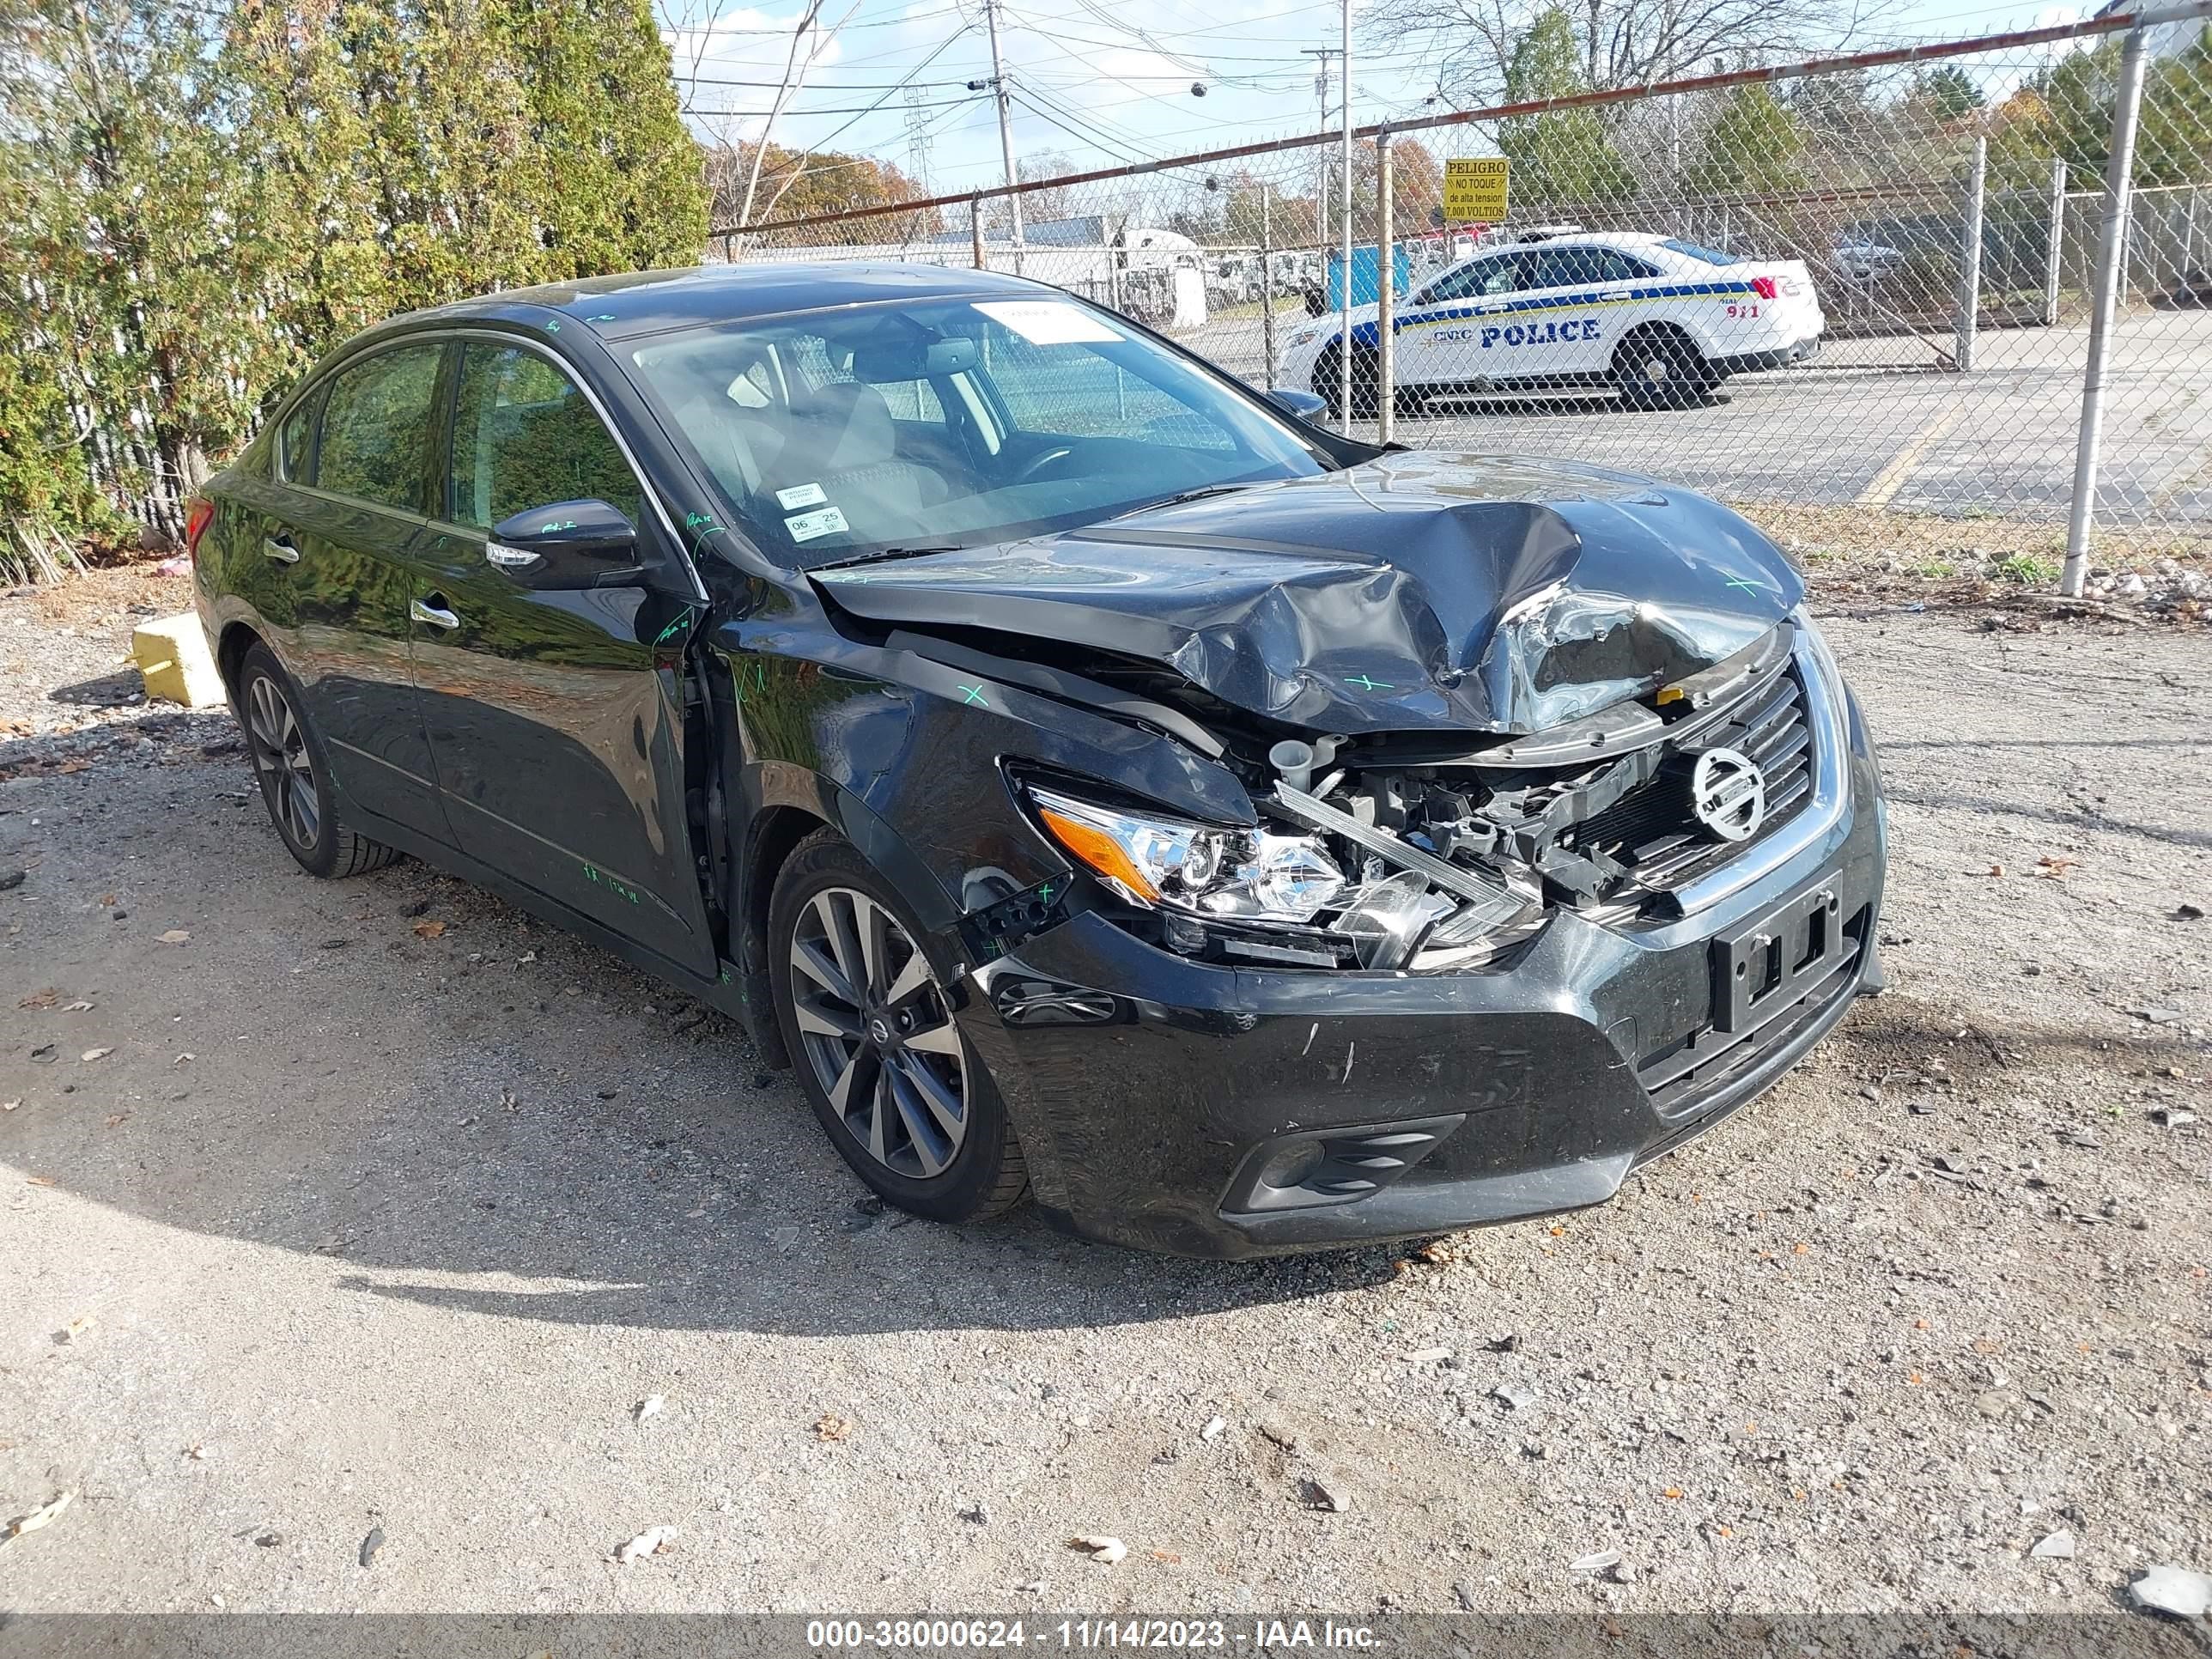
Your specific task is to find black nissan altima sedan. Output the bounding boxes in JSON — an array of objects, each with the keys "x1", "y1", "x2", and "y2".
[{"x1": 187, "y1": 261, "x2": 1887, "y2": 1258}]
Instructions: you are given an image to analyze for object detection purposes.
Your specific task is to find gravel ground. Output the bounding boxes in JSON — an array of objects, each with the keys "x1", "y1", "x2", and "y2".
[{"x1": 1, "y1": 570, "x2": 2208, "y2": 1619}]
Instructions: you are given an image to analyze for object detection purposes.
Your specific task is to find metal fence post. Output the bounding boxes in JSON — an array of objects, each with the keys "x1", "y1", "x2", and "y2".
[
  {"x1": 1376, "y1": 128, "x2": 1395, "y2": 443},
  {"x1": 1956, "y1": 135, "x2": 1987, "y2": 371},
  {"x1": 2045, "y1": 155, "x2": 2068, "y2": 326},
  {"x1": 1261, "y1": 185, "x2": 1278, "y2": 391},
  {"x1": 970, "y1": 195, "x2": 985, "y2": 270},
  {"x1": 2062, "y1": 26, "x2": 2149, "y2": 598}
]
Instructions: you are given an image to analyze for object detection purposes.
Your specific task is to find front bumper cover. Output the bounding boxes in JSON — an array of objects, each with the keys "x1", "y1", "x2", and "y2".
[{"x1": 953, "y1": 660, "x2": 1887, "y2": 1260}]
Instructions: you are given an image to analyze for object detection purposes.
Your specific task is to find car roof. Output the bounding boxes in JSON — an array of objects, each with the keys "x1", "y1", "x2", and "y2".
[{"x1": 380, "y1": 261, "x2": 1060, "y2": 345}]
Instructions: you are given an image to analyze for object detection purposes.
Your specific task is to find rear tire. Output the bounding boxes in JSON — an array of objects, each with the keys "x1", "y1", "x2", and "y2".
[
  {"x1": 236, "y1": 643, "x2": 398, "y2": 880},
  {"x1": 769, "y1": 828, "x2": 1028, "y2": 1225},
  {"x1": 1612, "y1": 327, "x2": 1713, "y2": 410}
]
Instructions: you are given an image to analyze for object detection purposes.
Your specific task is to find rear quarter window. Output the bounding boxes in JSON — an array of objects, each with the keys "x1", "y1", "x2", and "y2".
[{"x1": 1661, "y1": 239, "x2": 1741, "y2": 266}]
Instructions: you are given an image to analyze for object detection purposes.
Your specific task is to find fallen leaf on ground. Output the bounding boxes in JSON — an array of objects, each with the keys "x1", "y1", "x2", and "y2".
[
  {"x1": 410, "y1": 919, "x2": 447, "y2": 939},
  {"x1": 813, "y1": 1413, "x2": 854, "y2": 1443},
  {"x1": 1069, "y1": 1535, "x2": 1127, "y2": 1565},
  {"x1": 2, "y1": 1100, "x2": 18, "y2": 1113},
  {"x1": 614, "y1": 1524, "x2": 677, "y2": 1564},
  {"x1": 1984, "y1": 864, "x2": 2005, "y2": 878},
  {"x1": 3, "y1": 1491, "x2": 75, "y2": 1544},
  {"x1": 18, "y1": 988, "x2": 57, "y2": 1009},
  {"x1": 634, "y1": 1394, "x2": 664, "y2": 1423},
  {"x1": 79, "y1": 1048, "x2": 111, "y2": 1062},
  {"x1": 103, "y1": 1113, "x2": 129, "y2": 1128},
  {"x1": 157, "y1": 929, "x2": 190, "y2": 944},
  {"x1": 358, "y1": 1525, "x2": 385, "y2": 1567},
  {"x1": 59, "y1": 1315, "x2": 95, "y2": 1341},
  {"x1": 2036, "y1": 854, "x2": 2077, "y2": 878},
  {"x1": 61, "y1": 1000, "x2": 93, "y2": 1012},
  {"x1": 25, "y1": 1176, "x2": 55, "y2": 1188}
]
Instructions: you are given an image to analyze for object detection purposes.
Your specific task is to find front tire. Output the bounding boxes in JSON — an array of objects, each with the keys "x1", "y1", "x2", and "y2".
[
  {"x1": 236, "y1": 643, "x2": 398, "y2": 879},
  {"x1": 1313, "y1": 342, "x2": 1381, "y2": 420},
  {"x1": 769, "y1": 829, "x2": 1028, "y2": 1224}
]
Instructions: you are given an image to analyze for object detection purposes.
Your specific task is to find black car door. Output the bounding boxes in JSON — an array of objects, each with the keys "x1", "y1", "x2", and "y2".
[
  {"x1": 264, "y1": 340, "x2": 455, "y2": 847},
  {"x1": 406, "y1": 335, "x2": 718, "y2": 979}
]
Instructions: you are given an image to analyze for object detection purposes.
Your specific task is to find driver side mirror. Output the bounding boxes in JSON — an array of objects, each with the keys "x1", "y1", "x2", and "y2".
[
  {"x1": 1264, "y1": 388, "x2": 1328, "y2": 421},
  {"x1": 487, "y1": 499, "x2": 641, "y2": 589}
]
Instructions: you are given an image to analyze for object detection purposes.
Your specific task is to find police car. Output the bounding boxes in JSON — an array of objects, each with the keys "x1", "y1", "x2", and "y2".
[{"x1": 1278, "y1": 229, "x2": 1824, "y2": 415}]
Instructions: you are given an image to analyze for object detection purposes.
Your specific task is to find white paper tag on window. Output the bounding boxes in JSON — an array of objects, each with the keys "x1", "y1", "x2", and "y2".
[
  {"x1": 775, "y1": 482, "x2": 827, "y2": 510},
  {"x1": 784, "y1": 505, "x2": 849, "y2": 544},
  {"x1": 972, "y1": 301, "x2": 1123, "y2": 346}
]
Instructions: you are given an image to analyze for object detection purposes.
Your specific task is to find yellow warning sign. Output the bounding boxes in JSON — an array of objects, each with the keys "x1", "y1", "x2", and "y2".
[{"x1": 1443, "y1": 156, "x2": 1510, "y2": 222}]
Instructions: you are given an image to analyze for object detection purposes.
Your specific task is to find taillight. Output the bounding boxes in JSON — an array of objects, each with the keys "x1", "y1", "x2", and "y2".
[
  {"x1": 184, "y1": 496, "x2": 215, "y2": 561},
  {"x1": 1749, "y1": 276, "x2": 1778, "y2": 301}
]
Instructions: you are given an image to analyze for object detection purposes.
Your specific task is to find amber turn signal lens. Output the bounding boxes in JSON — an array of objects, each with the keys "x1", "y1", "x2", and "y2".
[{"x1": 1036, "y1": 805, "x2": 1161, "y2": 902}]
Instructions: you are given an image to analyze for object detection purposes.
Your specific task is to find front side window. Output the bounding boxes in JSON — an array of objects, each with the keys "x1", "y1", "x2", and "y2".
[
  {"x1": 1526, "y1": 246, "x2": 1649, "y2": 290},
  {"x1": 449, "y1": 343, "x2": 643, "y2": 532},
  {"x1": 1419, "y1": 254, "x2": 1523, "y2": 306},
  {"x1": 628, "y1": 295, "x2": 1326, "y2": 568},
  {"x1": 313, "y1": 343, "x2": 445, "y2": 514}
]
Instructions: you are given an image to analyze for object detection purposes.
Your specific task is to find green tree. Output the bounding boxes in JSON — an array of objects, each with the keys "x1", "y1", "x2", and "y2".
[
  {"x1": 1497, "y1": 10, "x2": 1635, "y2": 212},
  {"x1": 0, "y1": 0, "x2": 710, "y2": 552},
  {"x1": 1990, "y1": 28, "x2": 2212, "y2": 191},
  {"x1": 1923, "y1": 64, "x2": 1987, "y2": 121},
  {"x1": 1689, "y1": 82, "x2": 1810, "y2": 196}
]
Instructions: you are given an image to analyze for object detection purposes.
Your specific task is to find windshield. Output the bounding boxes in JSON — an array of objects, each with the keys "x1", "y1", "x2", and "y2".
[{"x1": 628, "y1": 295, "x2": 1328, "y2": 568}]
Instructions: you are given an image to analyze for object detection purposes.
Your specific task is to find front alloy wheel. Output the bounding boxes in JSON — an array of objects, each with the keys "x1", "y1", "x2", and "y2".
[
  {"x1": 789, "y1": 884, "x2": 969, "y2": 1179},
  {"x1": 768, "y1": 829, "x2": 1027, "y2": 1223}
]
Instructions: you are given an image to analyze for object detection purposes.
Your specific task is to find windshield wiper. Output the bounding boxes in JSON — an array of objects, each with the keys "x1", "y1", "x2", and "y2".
[
  {"x1": 814, "y1": 544, "x2": 963, "y2": 572},
  {"x1": 1112, "y1": 483, "x2": 1251, "y2": 520}
]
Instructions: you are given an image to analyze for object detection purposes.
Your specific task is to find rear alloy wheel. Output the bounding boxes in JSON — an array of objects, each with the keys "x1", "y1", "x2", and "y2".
[
  {"x1": 1612, "y1": 328, "x2": 1713, "y2": 410},
  {"x1": 236, "y1": 643, "x2": 398, "y2": 879},
  {"x1": 769, "y1": 830, "x2": 1027, "y2": 1223}
]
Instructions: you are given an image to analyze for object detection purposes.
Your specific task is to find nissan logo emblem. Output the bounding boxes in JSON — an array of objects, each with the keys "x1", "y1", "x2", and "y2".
[{"x1": 1691, "y1": 746, "x2": 1767, "y2": 842}]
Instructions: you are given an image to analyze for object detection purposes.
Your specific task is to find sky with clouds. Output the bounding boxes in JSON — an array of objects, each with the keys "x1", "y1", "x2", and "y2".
[{"x1": 658, "y1": 0, "x2": 2095, "y2": 204}]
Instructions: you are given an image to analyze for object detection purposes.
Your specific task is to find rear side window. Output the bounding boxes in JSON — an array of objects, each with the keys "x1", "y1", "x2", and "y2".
[
  {"x1": 313, "y1": 343, "x2": 445, "y2": 513},
  {"x1": 1419, "y1": 253, "x2": 1523, "y2": 305},
  {"x1": 1662, "y1": 239, "x2": 1741, "y2": 266},
  {"x1": 276, "y1": 384, "x2": 325, "y2": 482},
  {"x1": 448, "y1": 343, "x2": 643, "y2": 532}
]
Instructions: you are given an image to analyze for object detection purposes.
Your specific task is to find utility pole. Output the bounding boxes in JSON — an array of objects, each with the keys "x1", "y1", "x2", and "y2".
[
  {"x1": 982, "y1": 0, "x2": 1024, "y2": 274},
  {"x1": 1339, "y1": 0, "x2": 1352, "y2": 426},
  {"x1": 1303, "y1": 47, "x2": 1339, "y2": 252}
]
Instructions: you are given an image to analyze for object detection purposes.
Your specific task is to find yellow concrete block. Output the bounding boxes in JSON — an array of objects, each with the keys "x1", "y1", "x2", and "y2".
[{"x1": 132, "y1": 613, "x2": 226, "y2": 708}]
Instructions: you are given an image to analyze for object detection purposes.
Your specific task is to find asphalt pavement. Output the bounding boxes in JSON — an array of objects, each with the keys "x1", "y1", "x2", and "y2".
[{"x1": 1180, "y1": 306, "x2": 2212, "y2": 528}]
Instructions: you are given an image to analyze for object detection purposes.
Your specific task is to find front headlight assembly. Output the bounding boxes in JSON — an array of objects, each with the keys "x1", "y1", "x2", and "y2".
[
  {"x1": 1027, "y1": 787, "x2": 1344, "y2": 924},
  {"x1": 1024, "y1": 783, "x2": 1545, "y2": 970}
]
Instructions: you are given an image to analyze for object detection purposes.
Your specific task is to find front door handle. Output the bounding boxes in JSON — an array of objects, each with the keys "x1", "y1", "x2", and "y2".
[
  {"x1": 264, "y1": 534, "x2": 299, "y2": 564},
  {"x1": 410, "y1": 596, "x2": 461, "y2": 630}
]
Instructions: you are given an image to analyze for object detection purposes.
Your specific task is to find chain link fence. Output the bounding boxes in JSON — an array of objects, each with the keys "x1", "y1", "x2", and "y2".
[{"x1": 721, "y1": 6, "x2": 2212, "y2": 569}]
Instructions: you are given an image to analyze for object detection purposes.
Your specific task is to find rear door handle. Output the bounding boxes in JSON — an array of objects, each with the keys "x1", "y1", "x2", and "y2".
[
  {"x1": 264, "y1": 534, "x2": 299, "y2": 564},
  {"x1": 410, "y1": 596, "x2": 461, "y2": 630}
]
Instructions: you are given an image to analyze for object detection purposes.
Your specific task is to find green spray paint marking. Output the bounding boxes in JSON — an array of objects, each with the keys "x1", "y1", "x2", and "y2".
[
  {"x1": 731, "y1": 658, "x2": 769, "y2": 707},
  {"x1": 544, "y1": 319, "x2": 561, "y2": 333},
  {"x1": 581, "y1": 862, "x2": 641, "y2": 904},
  {"x1": 1723, "y1": 575, "x2": 1766, "y2": 595},
  {"x1": 956, "y1": 684, "x2": 989, "y2": 708},
  {"x1": 684, "y1": 513, "x2": 727, "y2": 563},
  {"x1": 587, "y1": 313, "x2": 616, "y2": 321},
  {"x1": 1345, "y1": 673, "x2": 1395, "y2": 692},
  {"x1": 538, "y1": 518, "x2": 578, "y2": 534},
  {"x1": 653, "y1": 606, "x2": 696, "y2": 647}
]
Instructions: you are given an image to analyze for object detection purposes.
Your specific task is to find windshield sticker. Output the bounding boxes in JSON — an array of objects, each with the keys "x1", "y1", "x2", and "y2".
[
  {"x1": 972, "y1": 301, "x2": 1123, "y2": 346},
  {"x1": 775, "y1": 483, "x2": 828, "y2": 511},
  {"x1": 784, "y1": 505, "x2": 849, "y2": 544}
]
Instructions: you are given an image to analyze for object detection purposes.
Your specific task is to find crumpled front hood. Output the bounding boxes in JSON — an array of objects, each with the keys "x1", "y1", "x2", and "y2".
[{"x1": 812, "y1": 451, "x2": 1804, "y2": 736}]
